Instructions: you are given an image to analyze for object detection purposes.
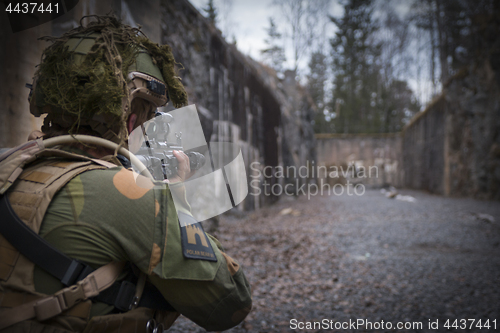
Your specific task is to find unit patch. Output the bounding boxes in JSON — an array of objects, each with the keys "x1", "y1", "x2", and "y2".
[{"x1": 178, "y1": 212, "x2": 217, "y2": 262}]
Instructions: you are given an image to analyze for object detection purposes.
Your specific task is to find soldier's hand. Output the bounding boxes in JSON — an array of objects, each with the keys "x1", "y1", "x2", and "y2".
[{"x1": 165, "y1": 150, "x2": 195, "y2": 184}]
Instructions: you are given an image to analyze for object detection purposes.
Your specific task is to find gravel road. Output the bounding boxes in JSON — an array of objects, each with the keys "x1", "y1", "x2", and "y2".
[{"x1": 167, "y1": 189, "x2": 500, "y2": 333}]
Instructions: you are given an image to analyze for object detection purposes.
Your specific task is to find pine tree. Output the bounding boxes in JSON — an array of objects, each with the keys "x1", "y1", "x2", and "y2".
[
  {"x1": 260, "y1": 18, "x2": 286, "y2": 73},
  {"x1": 411, "y1": 0, "x2": 499, "y2": 85},
  {"x1": 379, "y1": 79, "x2": 420, "y2": 132},
  {"x1": 203, "y1": 0, "x2": 218, "y2": 25},
  {"x1": 307, "y1": 51, "x2": 330, "y2": 132},
  {"x1": 330, "y1": 0, "x2": 381, "y2": 133}
]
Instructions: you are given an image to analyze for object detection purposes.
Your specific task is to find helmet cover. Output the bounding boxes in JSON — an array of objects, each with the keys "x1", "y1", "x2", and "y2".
[{"x1": 30, "y1": 15, "x2": 188, "y2": 144}]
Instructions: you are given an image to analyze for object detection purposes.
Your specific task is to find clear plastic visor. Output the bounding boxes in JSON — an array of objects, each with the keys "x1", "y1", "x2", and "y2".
[{"x1": 128, "y1": 104, "x2": 248, "y2": 226}]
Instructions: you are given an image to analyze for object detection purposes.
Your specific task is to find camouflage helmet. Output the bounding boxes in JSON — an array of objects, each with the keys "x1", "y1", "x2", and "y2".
[{"x1": 29, "y1": 15, "x2": 188, "y2": 144}]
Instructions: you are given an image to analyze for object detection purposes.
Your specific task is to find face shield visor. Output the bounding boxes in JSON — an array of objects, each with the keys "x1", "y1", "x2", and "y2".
[{"x1": 128, "y1": 105, "x2": 249, "y2": 226}]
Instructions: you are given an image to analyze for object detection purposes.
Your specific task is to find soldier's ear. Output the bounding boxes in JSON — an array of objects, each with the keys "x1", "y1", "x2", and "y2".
[
  {"x1": 127, "y1": 114, "x2": 138, "y2": 134},
  {"x1": 28, "y1": 130, "x2": 45, "y2": 141}
]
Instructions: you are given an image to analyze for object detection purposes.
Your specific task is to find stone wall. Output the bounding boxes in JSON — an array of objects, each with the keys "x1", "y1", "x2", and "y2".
[
  {"x1": 402, "y1": 95, "x2": 447, "y2": 194},
  {"x1": 444, "y1": 63, "x2": 500, "y2": 199},
  {"x1": 0, "y1": 7, "x2": 49, "y2": 147},
  {"x1": 316, "y1": 133, "x2": 402, "y2": 188},
  {"x1": 401, "y1": 56, "x2": 500, "y2": 200},
  {"x1": 161, "y1": 0, "x2": 316, "y2": 208},
  {"x1": 0, "y1": 0, "x2": 162, "y2": 148}
]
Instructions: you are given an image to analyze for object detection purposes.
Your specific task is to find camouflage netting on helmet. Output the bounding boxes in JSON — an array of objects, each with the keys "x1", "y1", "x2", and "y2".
[{"x1": 34, "y1": 15, "x2": 188, "y2": 144}]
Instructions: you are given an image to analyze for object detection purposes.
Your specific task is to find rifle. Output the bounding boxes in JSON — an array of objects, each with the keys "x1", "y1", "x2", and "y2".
[{"x1": 134, "y1": 111, "x2": 206, "y2": 181}]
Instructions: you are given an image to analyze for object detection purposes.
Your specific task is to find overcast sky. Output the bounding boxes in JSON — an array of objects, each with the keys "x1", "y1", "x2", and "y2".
[
  {"x1": 188, "y1": 0, "x2": 432, "y2": 105},
  {"x1": 188, "y1": 0, "x2": 343, "y2": 73}
]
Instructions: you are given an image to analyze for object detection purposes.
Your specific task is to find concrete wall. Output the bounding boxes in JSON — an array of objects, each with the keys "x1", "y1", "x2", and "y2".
[
  {"x1": 0, "y1": 7, "x2": 50, "y2": 147},
  {"x1": 316, "y1": 133, "x2": 402, "y2": 187},
  {"x1": 0, "y1": 0, "x2": 161, "y2": 148},
  {"x1": 401, "y1": 57, "x2": 500, "y2": 200},
  {"x1": 161, "y1": 0, "x2": 316, "y2": 208},
  {"x1": 315, "y1": 58, "x2": 500, "y2": 200},
  {"x1": 402, "y1": 95, "x2": 447, "y2": 195}
]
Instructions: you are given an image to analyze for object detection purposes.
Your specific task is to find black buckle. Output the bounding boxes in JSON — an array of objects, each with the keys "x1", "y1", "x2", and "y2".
[
  {"x1": 61, "y1": 260, "x2": 94, "y2": 286},
  {"x1": 114, "y1": 280, "x2": 137, "y2": 311},
  {"x1": 61, "y1": 260, "x2": 84, "y2": 286},
  {"x1": 77, "y1": 265, "x2": 94, "y2": 281}
]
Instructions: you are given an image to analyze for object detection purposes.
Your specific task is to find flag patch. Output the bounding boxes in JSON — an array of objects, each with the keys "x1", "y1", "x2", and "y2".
[{"x1": 178, "y1": 212, "x2": 217, "y2": 262}]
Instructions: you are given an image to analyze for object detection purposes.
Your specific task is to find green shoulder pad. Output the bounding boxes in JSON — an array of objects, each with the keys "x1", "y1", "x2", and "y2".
[{"x1": 153, "y1": 186, "x2": 221, "y2": 281}]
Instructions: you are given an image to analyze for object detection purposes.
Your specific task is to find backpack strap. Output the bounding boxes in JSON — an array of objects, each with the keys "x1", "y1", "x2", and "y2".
[
  {"x1": 0, "y1": 140, "x2": 44, "y2": 195},
  {"x1": 0, "y1": 142, "x2": 175, "y2": 320},
  {"x1": 0, "y1": 138, "x2": 117, "y2": 195},
  {"x1": 0, "y1": 261, "x2": 126, "y2": 330},
  {"x1": 0, "y1": 195, "x2": 95, "y2": 286},
  {"x1": 1, "y1": 189, "x2": 174, "y2": 316}
]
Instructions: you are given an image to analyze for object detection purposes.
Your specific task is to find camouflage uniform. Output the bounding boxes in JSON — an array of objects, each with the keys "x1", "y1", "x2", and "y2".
[{"x1": 0, "y1": 145, "x2": 252, "y2": 332}]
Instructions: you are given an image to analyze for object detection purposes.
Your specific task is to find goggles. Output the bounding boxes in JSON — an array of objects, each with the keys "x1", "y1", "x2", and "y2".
[{"x1": 127, "y1": 71, "x2": 169, "y2": 107}]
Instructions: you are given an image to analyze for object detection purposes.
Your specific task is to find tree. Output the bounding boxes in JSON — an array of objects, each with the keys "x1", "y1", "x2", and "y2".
[
  {"x1": 203, "y1": 0, "x2": 218, "y2": 25},
  {"x1": 307, "y1": 51, "x2": 330, "y2": 132},
  {"x1": 375, "y1": 1, "x2": 420, "y2": 131},
  {"x1": 219, "y1": 0, "x2": 236, "y2": 39},
  {"x1": 260, "y1": 18, "x2": 287, "y2": 73},
  {"x1": 273, "y1": 0, "x2": 330, "y2": 73},
  {"x1": 308, "y1": 51, "x2": 327, "y2": 109},
  {"x1": 379, "y1": 80, "x2": 420, "y2": 132},
  {"x1": 329, "y1": 0, "x2": 381, "y2": 133},
  {"x1": 410, "y1": 0, "x2": 499, "y2": 87}
]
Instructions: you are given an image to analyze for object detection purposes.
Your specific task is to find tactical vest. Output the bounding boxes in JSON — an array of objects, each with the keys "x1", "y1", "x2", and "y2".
[{"x1": 0, "y1": 140, "x2": 179, "y2": 332}]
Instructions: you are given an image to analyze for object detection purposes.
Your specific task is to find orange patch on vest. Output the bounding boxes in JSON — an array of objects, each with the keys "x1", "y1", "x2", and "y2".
[
  {"x1": 148, "y1": 243, "x2": 162, "y2": 274},
  {"x1": 221, "y1": 251, "x2": 240, "y2": 276},
  {"x1": 155, "y1": 200, "x2": 160, "y2": 217},
  {"x1": 112, "y1": 168, "x2": 154, "y2": 200}
]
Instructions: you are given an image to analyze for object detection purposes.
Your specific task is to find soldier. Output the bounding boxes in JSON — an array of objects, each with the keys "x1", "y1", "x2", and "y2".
[{"x1": 0, "y1": 16, "x2": 252, "y2": 332}]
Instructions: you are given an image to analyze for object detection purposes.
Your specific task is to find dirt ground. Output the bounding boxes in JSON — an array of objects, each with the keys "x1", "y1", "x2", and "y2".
[{"x1": 167, "y1": 189, "x2": 500, "y2": 333}]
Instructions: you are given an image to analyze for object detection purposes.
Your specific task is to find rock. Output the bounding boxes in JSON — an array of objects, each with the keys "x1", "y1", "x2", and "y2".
[
  {"x1": 279, "y1": 208, "x2": 293, "y2": 215},
  {"x1": 279, "y1": 207, "x2": 301, "y2": 216},
  {"x1": 395, "y1": 194, "x2": 416, "y2": 202},
  {"x1": 474, "y1": 213, "x2": 495, "y2": 223},
  {"x1": 386, "y1": 191, "x2": 398, "y2": 198}
]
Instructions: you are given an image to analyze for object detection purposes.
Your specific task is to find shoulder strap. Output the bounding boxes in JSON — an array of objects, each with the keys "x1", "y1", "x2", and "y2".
[
  {"x1": 0, "y1": 193, "x2": 175, "y2": 311},
  {"x1": 0, "y1": 195, "x2": 94, "y2": 286},
  {"x1": 0, "y1": 140, "x2": 44, "y2": 195},
  {"x1": 0, "y1": 139, "x2": 117, "y2": 195},
  {"x1": 0, "y1": 142, "x2": 117, "y2": 286},
  {"x1": 0, "y1": 261, "x2": 126, "y2": 330},
  {"x1": 0, "y1": 142, "x2": 175, "y2": 315}
]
